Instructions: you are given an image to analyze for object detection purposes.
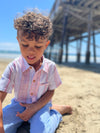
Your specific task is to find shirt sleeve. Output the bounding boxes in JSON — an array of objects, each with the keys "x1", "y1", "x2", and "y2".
[
  {"x1": 48, "y1": 63, "x2": 62, "y2": 90},
  {"x1": 0, "y1": 62, "x2": 15, "y2": 93}
]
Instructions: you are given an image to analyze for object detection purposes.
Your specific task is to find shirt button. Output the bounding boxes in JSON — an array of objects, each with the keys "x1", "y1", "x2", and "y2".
[
  {"x1": 30, "y1": 92, "x2": 33, "y2": 96},
  {"x1": 30, "y1": 66, "x2": 32, "y2": 69},
  {"x1": 33, "y1": 80, "x2": 35, "y2": 82}
]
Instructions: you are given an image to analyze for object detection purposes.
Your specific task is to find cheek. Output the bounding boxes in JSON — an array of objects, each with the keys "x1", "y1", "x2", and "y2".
[
  {"x1": 39, "y1": 49, "x2": 45, "y2": 54},
  {"x1": 35, "y1": 48, "x2": 44, "y2": 53},
  {"x1": 20, "y1": 47, "x2": 27, "y2": 55}
]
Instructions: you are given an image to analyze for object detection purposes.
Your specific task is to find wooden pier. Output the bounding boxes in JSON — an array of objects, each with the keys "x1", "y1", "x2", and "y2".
[{"x1": 46, "y1": 0, "x2": 100, "y2": 64}]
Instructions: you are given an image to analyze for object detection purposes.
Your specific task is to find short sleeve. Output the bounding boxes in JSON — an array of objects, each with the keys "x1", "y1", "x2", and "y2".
[
  {"x1": 48, "y1": 64, "x2": 62, "y2": 90},
  {"x1": 0, "y1": 62, "x2": 15, "y2": 93}
]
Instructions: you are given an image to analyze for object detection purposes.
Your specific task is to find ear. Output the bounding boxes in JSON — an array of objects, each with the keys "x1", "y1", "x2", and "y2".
[
  {"x1": 16, "y1": 36, "x2": 20, "y2": 44},
  {"x1": 16, "y1": 36, "x2": 18, "y2": 41},
  {"x1": 45, "y1": 40, "x2": 50, "y2": 48}
]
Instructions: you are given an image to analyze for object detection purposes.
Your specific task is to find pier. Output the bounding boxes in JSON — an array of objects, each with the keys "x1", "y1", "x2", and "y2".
[{"x1": 45, "y1": 0, "x2": 100, "y2": 64}]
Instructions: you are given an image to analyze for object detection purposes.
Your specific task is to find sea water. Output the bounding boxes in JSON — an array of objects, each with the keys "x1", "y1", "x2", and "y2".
[{"x1": 0, "y1": 44, "x2": 100, "y2": 63}]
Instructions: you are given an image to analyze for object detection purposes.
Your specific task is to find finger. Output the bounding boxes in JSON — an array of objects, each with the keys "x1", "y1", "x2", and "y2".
[
  {"x1": 17, "y1": 114, "x2": 29, "y2": 121},
  {"x1": 19, "y1": 103, "x2": 27, "y2": 107},
  {"x1": 16, "y1": 112, "x2": 20, "y2": 117},
  {"x1": 16, "y1": 110, "x2": 30, "y2": 121},
  {"x1": 16, "y1": 111, "x2": 27, "y2": 117},
  {"x1": 16, "y1": 112, "x2": 24, "y2": 118},
  {"x1": 24, "y1": 118, "x2": 29, "y2": 121},
  {"x1": 16, "y1": 112, "x2": 24, "y2": 120},
  {"x1": 24, "y1": 116, "x2": 30, "y2": 121}
]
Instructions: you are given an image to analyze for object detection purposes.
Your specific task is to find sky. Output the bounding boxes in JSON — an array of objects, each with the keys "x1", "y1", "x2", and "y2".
[{"x1": 0, "y1": 0, "x2": 55, "y2": 49}]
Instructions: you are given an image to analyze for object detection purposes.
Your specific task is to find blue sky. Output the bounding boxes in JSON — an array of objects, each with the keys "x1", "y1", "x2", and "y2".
[{"x1": 0, "y1": 0, "x2": 55, "y2": 44}]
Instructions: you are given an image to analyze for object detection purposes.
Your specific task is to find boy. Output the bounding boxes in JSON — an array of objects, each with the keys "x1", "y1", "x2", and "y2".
[{"x1": 0, "y1": 10, "x2": 72, "y2": 133}]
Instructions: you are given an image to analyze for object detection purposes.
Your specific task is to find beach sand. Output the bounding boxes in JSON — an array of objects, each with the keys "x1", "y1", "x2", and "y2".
[{"x1": 0, "y1": 59, "x2": 100, "y2": 133}]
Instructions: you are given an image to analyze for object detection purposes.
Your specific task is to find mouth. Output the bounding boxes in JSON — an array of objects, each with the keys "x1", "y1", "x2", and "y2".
[{"x1": 27, "y1": 56, "x2": 36, "y2": 60}]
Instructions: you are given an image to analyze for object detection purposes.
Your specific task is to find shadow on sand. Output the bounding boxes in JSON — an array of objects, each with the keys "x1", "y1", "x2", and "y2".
[{"x1": 58, "y1": 62, "x2": 100, "y2": 74}]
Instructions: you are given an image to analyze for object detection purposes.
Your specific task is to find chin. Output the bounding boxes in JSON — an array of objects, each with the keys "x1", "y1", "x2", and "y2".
[
  {"x1": 28, "y1": 61, "x2": 35, "y2": 65},
  {"x1": 26, "y1": 58, "x2": 36, "y2": 64}
]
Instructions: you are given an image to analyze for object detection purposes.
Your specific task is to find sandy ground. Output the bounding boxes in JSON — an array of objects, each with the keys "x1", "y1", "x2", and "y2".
[{"x1": 0, "y1": 59, "x2": 100, "y2": 133}]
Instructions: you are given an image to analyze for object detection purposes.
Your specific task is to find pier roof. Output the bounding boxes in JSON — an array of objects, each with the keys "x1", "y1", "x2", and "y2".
[{"x1": 49, "y1": 0, "x2": 100, "y2": 42}]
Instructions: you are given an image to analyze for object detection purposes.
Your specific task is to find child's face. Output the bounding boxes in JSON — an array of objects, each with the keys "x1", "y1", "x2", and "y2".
[{"x1": 17, "y1": 30, "x2": 50, "y2": 65}]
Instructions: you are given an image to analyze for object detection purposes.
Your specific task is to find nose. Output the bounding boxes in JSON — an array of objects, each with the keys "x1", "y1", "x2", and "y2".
[{"x1": 28, "y1": 46, "x2": 35, "y2": 53}]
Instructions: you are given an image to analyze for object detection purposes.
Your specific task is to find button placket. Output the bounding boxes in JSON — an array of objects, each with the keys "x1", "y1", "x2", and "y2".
[
  {"x1": 30, "y1": 71, "x2": 41, "y2": 102},
  {"x1": 29, "y1": 67, "x2": 36, "y2": 97},
  {"x1": 30, "y1": 77, "x2": 36, "y2": 96}
]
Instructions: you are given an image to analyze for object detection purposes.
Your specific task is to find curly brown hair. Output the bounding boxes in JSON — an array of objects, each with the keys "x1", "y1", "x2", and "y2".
[{"x1": 14, "y1": 11, "x2": 53, "y2": 41}]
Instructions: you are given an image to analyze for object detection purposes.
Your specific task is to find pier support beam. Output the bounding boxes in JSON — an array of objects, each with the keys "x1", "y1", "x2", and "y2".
[
  {"x1": 85, "y1": 11, "x2": 92, "y2": 64},
  {"x1": 65, "y1": 35, "x2": 69, "y2": 62},
  {"x1": 77, "y1": 36, "x2": 82, "y2": 63},
  {"x1": 48, "y1": 34, "x2": 54, "y2": 59},
  {"x1": 92, "y1": 31, "x2": 96, "y2": 63},
  {"x1": 58, "y1": 15, "x2": 68, "y2": 63}
]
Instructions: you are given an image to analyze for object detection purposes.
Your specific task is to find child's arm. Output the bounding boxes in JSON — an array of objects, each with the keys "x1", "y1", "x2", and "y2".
[
  {"x1": 0, "y1": 91, "x2": 7, "y2": 133},
  {"x1": 16, "y1": 90, "x2": 54, "y2": 121}
]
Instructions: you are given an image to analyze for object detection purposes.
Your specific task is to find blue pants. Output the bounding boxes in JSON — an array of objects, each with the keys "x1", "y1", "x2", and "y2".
[{"x1": 3, "y1": 98, "x2": 62, "y2": 133}]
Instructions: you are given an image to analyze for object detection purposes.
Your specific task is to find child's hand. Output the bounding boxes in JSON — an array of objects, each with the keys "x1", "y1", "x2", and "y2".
[
  {"x1": 16, "y1": 103, "x2": 36, "y2": 121},
  {"x1": 16, "y1": 90, "x2": 54, "y2": 121}
]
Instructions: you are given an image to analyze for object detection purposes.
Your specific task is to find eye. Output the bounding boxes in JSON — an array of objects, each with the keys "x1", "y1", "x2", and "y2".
[
  {"x1": 22, "y1": 44, "x2": 29, "y2": 47},
  {"x1": 35, "y1": 46, "x2": 42, "y2": 49}
]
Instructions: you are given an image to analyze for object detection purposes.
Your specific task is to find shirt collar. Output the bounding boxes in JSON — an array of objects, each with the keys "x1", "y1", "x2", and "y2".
[
  {"x1": 19, "y1": 55, "x2": 30, "y2": 72},
  {"x1": 41, "y1": 56, "x2": 49, "y2": 73}
]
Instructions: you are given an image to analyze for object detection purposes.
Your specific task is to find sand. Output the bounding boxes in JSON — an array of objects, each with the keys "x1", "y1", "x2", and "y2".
[{"x1": 0, "y1": 59, "x2": 100, "y2": 133}]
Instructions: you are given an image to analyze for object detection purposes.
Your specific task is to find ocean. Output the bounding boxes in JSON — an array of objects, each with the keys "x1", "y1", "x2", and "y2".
[
  {"x1": 0, "y1": 42, "x2": 20, "y2": 59},
  {"x1": 0, "y1": 49, "x2": 100, "y2": 64},
  {"x1": 0, "y1": 42, "x2": 100, "y2": 63},
  {"x1": 0, "y1": 50, "x2": 20, "y2": 59}
]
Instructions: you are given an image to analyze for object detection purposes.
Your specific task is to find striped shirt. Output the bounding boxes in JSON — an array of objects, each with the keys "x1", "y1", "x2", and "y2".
[{"x1": 0, "y1": 55, "x2": 62, "y2": 103}]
